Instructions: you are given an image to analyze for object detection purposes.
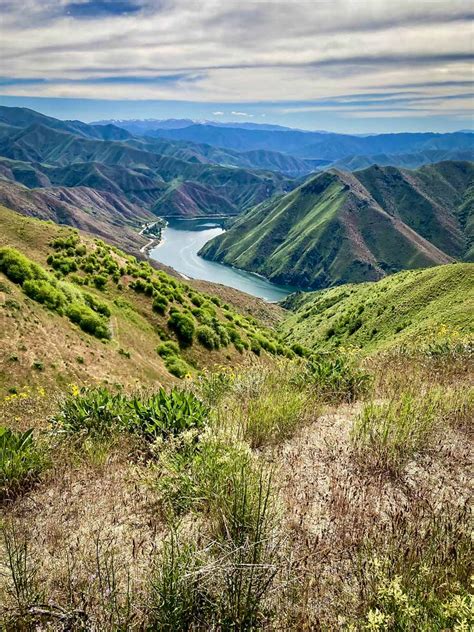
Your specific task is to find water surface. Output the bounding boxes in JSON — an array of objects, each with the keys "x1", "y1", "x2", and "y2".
[{"x1": 149, "y1": 217, "x2": 295, "y2": 301}]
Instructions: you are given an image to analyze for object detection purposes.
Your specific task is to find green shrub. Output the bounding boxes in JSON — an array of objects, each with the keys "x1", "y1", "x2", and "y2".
[
  {"x1": 83, "y1": 293, "x2": 111, "y2": 317},
  {"x1": 23, "y1": 279, "x2": 65, "y2": 312},
  {"x1": 0, "y1": 247, "x2": 38, "y2": 285},
  {"x1": 306, "y1": 353, "x2": 372, "y2": 402},
  {"x1": 66, "y1": 303, "x2": 110, "y2": 339},
  {"x1": 92, "y1": 274, "x2": 107, "y2": 290},
  {"x1": 152, "y1": 294, "x2": 169, "y2": 315},
  {"x1": 46, "y1": 254, "x2": 77, "y2": 275},
  {"x1": 196, "y1": 325, "x2": 220, "y2": 350},
  {"x1": 0, "y1": 427, "x2": 47, "y2": 500},
  {"x1": 250, "y1": 339, "x2": 261, "y2": 355},
  {"x1": 165, "y1": 357, "x2": 189, "y2": 379},
  {"x1": 190, "y1": 294, "x2": 203, "y2": 307},
  {"x1": 291, "y1": 343, "x2": 308, "y2": 357},
  {"x1": 157, "y1": 341, "x2": 180, "y2": 358},
  {"x1": 168, "y1": 312, "x2": 195, "y2": 346}
]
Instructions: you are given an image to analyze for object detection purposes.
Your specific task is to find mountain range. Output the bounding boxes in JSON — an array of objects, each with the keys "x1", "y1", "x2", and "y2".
[
  {"x1": 200, "y1": 161, "x2": 474, "y2": 289},
  {"x1": 0, "y1": 105, "x2": 473, "y2": 290}
]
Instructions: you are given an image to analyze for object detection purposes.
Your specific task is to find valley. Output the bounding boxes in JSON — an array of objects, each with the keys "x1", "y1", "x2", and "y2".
[{"x1": 0, "y1": 106, "x2": 472, "y2": 631}]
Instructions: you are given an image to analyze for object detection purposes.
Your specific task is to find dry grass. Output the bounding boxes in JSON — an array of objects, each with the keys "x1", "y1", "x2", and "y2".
[{"x1": 1, "y1": 352, "x2": 472, "y2": 630}]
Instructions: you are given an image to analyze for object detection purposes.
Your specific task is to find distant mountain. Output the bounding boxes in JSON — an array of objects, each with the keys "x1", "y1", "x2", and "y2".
[
  {"x1": 0, "y1": 106, "x2": 294, "y2": 221},
  {"x1": 200, "y1": 161, "x2": 473, "y2": 290},
  {"x1": 331, "y1": 149, "x2": 474, "y2": 172},
  {"x1": 92, "y1": 118, "x2": 299, "y2": 134},
  {"x1": 142, "y1": 124, "x2": 474, "y2": 161}
]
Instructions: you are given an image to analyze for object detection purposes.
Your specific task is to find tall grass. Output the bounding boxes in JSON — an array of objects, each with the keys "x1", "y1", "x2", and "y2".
[
  {"x1": 152, "y1": 436, "x2": 282, "y2": 628},
  {"x1": 214, "y1": 360, "x2": 316, "y2": 447},
  {"x1": 306, "y1": 352, "x2": 372, "y2": 403},
  {"x1": 351, "y1": 391, "x2": 443, "y2": 474}
]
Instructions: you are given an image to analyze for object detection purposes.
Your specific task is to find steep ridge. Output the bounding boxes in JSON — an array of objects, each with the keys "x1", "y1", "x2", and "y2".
[
  {"x1": 0, "y1": 180, "x2": 153, "y2": 253},
  {"x1": 200, "y1": 161, "x2": 472, "y2": 289}
]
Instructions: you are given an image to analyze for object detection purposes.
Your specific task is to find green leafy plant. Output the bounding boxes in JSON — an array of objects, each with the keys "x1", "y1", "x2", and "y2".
[
  {"x1": 128, "y1": 388, "x2": 208, "y2": 441},
  {"x1": 0, "y1": 427, "x2": 47, "y2": 500},
  {"x1": 306, "y1": 353, "x2": 372, "y2": 402},
  {"x1": 51, "y1": 387, "x2": 130, "y2": 437}
]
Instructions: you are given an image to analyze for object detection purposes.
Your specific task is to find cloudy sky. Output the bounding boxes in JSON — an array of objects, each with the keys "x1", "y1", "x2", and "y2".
[{"x1": 0, "y1": 0, "x2": 472, "y2": 132}]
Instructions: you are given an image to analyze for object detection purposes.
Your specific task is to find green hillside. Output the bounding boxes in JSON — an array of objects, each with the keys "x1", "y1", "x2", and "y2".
[
  {"x1": 0, "y1": 205, "x2": 290, "y2": 397},
  {"x1": 279, "y1": 263, "x2": 474, "y2": 353},
  {"x1": 200, "y1": 161, "x2": 473, "y2": 289}
]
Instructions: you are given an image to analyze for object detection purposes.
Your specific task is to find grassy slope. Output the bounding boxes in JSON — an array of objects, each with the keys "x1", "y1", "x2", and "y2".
[
  {"x1": 280, "y1": 263, "x2": 474, "y2": 353},
  {"x1": 0, "y1": 205, "x2": 286, "y2": 397},
  {"x1": 200, "y1": 166, "x2": 456, "y2": 289}
]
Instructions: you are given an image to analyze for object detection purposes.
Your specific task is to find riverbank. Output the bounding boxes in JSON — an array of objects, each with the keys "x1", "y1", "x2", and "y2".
[{"x1": 139, "y1": 219, "x2": 166, "y2": 254}]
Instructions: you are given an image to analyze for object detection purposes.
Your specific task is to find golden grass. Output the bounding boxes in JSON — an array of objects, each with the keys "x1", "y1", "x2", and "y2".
[{"x1": 1, "y1": 351, "x2": 472, "y2": 629}]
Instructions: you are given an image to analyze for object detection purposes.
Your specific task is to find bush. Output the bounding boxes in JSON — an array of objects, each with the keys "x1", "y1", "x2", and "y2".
[
  {"x1": 196, "y1": 325, "x2": 220, "y2": 350},
  {"x1": 66, "y1": 302, "x2": 111, "y2": 339},
  {"x1": 0, "y1": 247, "x2": 38, "y2": 285},
  {"x1": 306, "y1": 353, "x2": 372, "y2": 402},
  {"x1": 83, "y1": 293, "x2": 111, "y2": 317},
  {"x1": 168, "y1": 312, "x2": 195, "y2": 346},
  {"x1": 92, "y1": 274, "x2": 107, "y2": 290},
  {"x1": 152, "y1": 293, "x2": 169, "y2": 315},
  {"x1": 23, "y1": 279, "x2": 65, "y2": 312},
  {"x1": 157, "y1": 341, "x2": 180, "y2": 358},
  {"x1": 0, "y1": 427, "x2": 47, "y2": 500},
  {"x1": 165, "y1": 357, "x2": 189, "y2": 379}
]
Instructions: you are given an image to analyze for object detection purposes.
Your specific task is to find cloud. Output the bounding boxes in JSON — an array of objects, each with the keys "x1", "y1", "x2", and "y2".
[{"x1": 0, "y1": 0, "x2": 472, "y2": 128}]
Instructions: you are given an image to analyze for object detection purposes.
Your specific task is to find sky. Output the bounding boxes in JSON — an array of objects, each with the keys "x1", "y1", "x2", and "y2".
[{"x1": 0, "y1": 0, "x2": 473, "y2": 133}]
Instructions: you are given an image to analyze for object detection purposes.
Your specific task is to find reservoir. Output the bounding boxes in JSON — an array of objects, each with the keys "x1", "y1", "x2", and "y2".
[{"x1": 149, "y1": 217, "x2": 295, "y2": 302}]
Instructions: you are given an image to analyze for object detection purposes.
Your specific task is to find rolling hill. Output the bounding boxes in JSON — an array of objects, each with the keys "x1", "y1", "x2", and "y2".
[
  {"x1": 200, "y1": 161, "x2": 474, "y2": 290},
  {"x1": 279, "y1": 263, "x2": 474, "y2": 353}
]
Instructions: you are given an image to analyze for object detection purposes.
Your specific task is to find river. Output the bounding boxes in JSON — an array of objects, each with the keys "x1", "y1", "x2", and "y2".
[{"x1": 149, "y1": 217, "x2": 296, "y2": 302}]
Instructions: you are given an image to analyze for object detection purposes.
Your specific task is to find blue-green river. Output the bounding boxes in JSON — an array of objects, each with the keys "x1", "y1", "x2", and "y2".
[{"x1": 149, "y1": 218, "x2": 296, "y2": 302}]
